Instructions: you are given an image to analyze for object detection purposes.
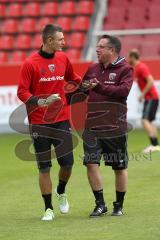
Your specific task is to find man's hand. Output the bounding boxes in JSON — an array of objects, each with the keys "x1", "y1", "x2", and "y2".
[
  {"x1": 81, "y1": 78, "x2": 99, "y2": 90},
  {"x1": 45, "y1": 93, "x2": 61, "y2": 104},
  {"x1": 38, "y1": 94, "x2": 61, "y2": 107},
  {"x1": 138, "y1": 94, "x2": 145, "y2": 102}
]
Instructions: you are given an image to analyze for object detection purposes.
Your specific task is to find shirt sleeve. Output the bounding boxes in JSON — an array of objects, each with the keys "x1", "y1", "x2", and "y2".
[
  {"x1": 139, "y1": 64, "x2": 150, "y2": 79},
  {"x1": 17, "y1": 60, "x2": 34, "y2": 103},
  {"x1": 93, "y1": 67, "x2": 133, "y2": 98},
  {"x1": 65, "y1": 59, "x2": 88, "y2": 105},
  {"x1": 65, "y1": 57, "x2": 81, "y2": 84}
]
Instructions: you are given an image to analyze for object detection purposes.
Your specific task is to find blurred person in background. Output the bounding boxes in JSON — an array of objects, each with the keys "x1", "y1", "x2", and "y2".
[{"x1": 128, "y1": 49, "x2": 160, "y2": 153}]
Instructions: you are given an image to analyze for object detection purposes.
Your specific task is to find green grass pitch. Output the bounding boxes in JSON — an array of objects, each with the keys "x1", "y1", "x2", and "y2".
[{"x1": 0, "y1": 130, "x2": 160, "y2": 240}]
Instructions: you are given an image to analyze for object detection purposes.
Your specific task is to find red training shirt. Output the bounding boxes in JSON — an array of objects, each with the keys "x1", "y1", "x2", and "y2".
[
  {"x1": 134, "y1": 62, "x2": 159, "y2": 100},
  {"x1": 17, "y1": 51, "x2": 81, "y2": 124}
]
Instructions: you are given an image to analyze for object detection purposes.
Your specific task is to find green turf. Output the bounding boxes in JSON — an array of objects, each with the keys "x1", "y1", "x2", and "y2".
[{"x1": 0, "y1": 130, "x2": 160, "y2": 240}]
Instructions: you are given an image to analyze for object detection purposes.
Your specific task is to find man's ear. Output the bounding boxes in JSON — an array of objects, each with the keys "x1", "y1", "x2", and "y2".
[{"x1": 47, "y1": 37, "x2": 53, "y2": 45}]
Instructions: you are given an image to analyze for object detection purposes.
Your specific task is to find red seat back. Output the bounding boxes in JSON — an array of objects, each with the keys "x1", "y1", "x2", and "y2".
[
  {"x1": 20, "y1": 18, "x2": 36, "y2": 33},
  {"x1": 33, "y1": 34, "x2": 42, "y2": 49},
  {"x1": 0, "y1": 4, "x2": 6, "y2": 17},
  {"x1": 59, "y1": 1, "x2": 76, "y2": 16},
  {"x1": 1, "y1": 19, "x2": 18, "y2": 33},
  {"x1": 24, "y1": 3, "x2": 41, "y2": 17},
  {"x1": 6, "y1": 3, "x2": 23, "y2": 17},
  {"x1": 57, "y1": 17, "x2": 72, "y2": 32},
  {"x1": 0, "y1": 35, "x2": 14, "y2": 49},
  {"x1": 0, "y1": 52, "x2": 8, "y2": 63},
  {"x1": 42, "y1": 2, "x2": 58, "y2": 16},
  {"x1": 16, "y1": 35, "x2": 32, "y2": 49},
  {"x1": 69, "y1": 33, "x2": 86, "y2": 48},
  {"x1": 36, "y1": 17, "x2": 54, "y2": 32},
  {"x1": 72, "y1": 16, "x2": 90, "y2": 31},
  {"x1": 77, "y1": 1, "x2": 94, "y2": 15},
  {"x1": 11, "y1": 51, "x2": 27, "y2": 63}
]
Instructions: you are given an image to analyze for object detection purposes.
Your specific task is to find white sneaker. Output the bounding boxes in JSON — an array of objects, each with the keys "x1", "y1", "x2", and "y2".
[
  {"x1": 55, "y1": 188, "x2": 69, "y2": 214},
  {"x1": 143, "y1": 145, "x2": 160, "y2": 153},
  {"x1": 41, "y1": 208, "x2": 54, "y2": 221}
]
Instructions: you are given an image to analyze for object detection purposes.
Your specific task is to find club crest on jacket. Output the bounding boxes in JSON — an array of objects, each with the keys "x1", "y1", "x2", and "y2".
[{"x1": 109, "y1": 73, "x2": 116, "y2": 80}]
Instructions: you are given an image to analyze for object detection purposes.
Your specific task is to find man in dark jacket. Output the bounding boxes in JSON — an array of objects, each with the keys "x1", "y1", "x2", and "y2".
[{"x1": 81, "y1": 35, "x2": 133, "y2": 217}]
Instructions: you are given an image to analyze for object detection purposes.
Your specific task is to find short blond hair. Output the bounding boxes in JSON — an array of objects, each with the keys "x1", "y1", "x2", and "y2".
[{"x1": 129, "y1": 49, "x2": 140, "y2": 60}]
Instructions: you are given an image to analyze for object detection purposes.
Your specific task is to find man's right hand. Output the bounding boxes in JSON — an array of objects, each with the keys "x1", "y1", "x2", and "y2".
[{"x1": 81, "y1": 78, "x2": 99, "y2": 90}]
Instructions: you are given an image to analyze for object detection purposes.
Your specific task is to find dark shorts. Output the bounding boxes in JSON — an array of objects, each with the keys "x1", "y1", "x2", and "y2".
[
  {"x1": 142, "y1": 99, "x2": 159, "y2": 121},
  {"x1": 30, "y1": 120, "x2": 74, "y2": 171},
  {"x1": 83, "y1": 130, "x2": 128, "y2": 170}
]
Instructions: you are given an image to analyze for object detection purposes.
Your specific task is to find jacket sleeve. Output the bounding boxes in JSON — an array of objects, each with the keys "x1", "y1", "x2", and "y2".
[
  {"x1": 17, "y1": 61, "x2": 34, "y2": 103},
  {"x1": 93, "y1": 67, "x2": 133, "y2": 98}
]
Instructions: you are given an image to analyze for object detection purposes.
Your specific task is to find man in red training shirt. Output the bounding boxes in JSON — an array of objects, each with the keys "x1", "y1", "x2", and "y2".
[
  {"x1": 128, "y1": 49, "x2": 160, "y2": 153},
  {"x1": 17, "y1": 24, "x2": 81, "y2": 220}
]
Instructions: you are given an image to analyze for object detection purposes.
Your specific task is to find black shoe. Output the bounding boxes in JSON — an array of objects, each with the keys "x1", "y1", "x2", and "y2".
[
  {"x1": 111, "y1": 202, "x2": 123, "y2": 216},
  {"x1": 90, "y1": 205, "x2": 108, "y2": 218}
]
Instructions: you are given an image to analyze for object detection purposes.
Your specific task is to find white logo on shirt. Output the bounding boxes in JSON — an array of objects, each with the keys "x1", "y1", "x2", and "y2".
[
  {"x1": 39, "y1": 76, "x2": 64, "y2": 82},
  {"x1": 48, "y1": 64, "x2": 55, "y2": 72}
]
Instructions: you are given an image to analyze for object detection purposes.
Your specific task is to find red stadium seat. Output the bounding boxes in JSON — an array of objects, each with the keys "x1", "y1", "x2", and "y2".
[
  {"x1": 141, "y1": 35, "x2": 160, "y2": 57},
  {"x1": 36, "y1": 17, "x2": 54, "y2": 32},
  {"x1": 152, "y1": 0, "x2": 160, "y2": 3},
  {"x1": 77, "y1": 1, "x2": 94, "y2": 15},
  {"x1": 57, "y1": 17, "x2": 72, "y2": 32},
  {"x1": 20, "y1": 18, "x2": 36, "y2": 33},
  {"x1": 59, "y1": 1, "x2": 76, "y2": 16},
  {"x1": 65, "y1": 49, "x2": 81, "y2": 61},
  {"x1": 1, "y1": 19, "x2": 18, "y2": 33},
  {"x1": 147, "y1": 7, "x2": 160, "y2": 28},
  {"x1": 108, "y1": 0, "x2": 129, "y2": 7},
  {"x1": 0, "y1": 52, "x2": 8, "y2": 63},
  {"x1": 33, "y1": 34, "x2": 42, "y2": 49},
  {"x1": 42, "y1": 2, "x2": 58, "y2": 16},
  {"x1": 16, "y1": 35, "x2": 32, "y2": 49},
  {"x1": 72, "y1": 16, "x2": 90, "y2": 31},
  {"x1": 124, "y1": 7, "x2": 147, "y2": 29},
  {"x1": 11, "y1": 51, "x2": 27, "y2": 63},
  {"x1": 104, "y1": 8, "x2": 126, "y2": 30},
  {"x1": 0, "y1": 4, "x2": 6, "y2": 18},
  {"x1": 120, "y1": 35, "x2": 143, "y2": 56},
  {"x1": 6, "y1": 3, "x2": 23, "y2": 17},
  {"x1": 23, "y1": 3, "x2": 41, "y2": 17},
  {"x1": 141, "y1": 43, "x2": 160, "y2": 59},
  {"x1": 69, "y1": 33, "x2": 86, "y2": 48},
  {"x1": 0, "y1": 35, "x2": 14, "y2": 49},
  {"x1": 128, "y1": 0, "x2": 150, "y2": 7}
]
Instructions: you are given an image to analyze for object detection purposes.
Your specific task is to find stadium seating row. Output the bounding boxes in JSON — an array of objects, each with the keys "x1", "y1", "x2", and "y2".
[
  {"x1": 1, "y1": 34, "x2": 160, "y2": 63},
  {"x1": 109, "y1": 0, "x2": 160, "y2": 7},
  {"x1": 0, "y1": 49, "x2": 81, "y2": 63},
  {"x1": 0, "y1": 1, "x2": 94, "y2": 17},
  {"x1": 120, "y1": 35, "x2": 160, "y2": 58},
  {"x1": 0, "y1": 33, "x2": 86, "y2": 49},
  {"x1": 0, "y1": 1, "x2": 95, "y2": 63},
  {"x1": 0, "y1": 16, "x2": 91, "y2": 33},
  {"x1": 105, "y1": 0, "x2": 160, "y2": 29}
]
